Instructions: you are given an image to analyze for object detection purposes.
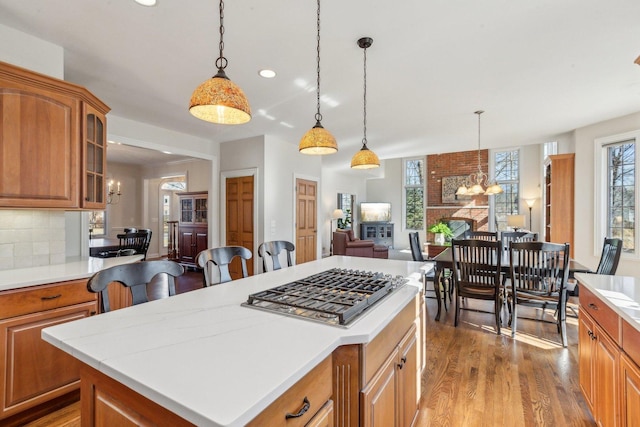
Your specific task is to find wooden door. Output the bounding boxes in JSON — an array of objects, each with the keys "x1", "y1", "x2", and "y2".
[
  {"x1": 226, "y1": 176, "x2": 254, "y2": 278},
  {"x1": 296, "y1": 179, "x2": 317, "y2": 264}
]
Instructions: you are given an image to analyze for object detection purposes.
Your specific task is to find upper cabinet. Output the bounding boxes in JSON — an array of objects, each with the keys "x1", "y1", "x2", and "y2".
[{"x1": 0, "y1": 61, "x2": 110, "y2": 209}]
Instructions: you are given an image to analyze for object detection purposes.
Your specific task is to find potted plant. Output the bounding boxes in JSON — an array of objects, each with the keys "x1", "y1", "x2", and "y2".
[{"x1": 428, "y1": 221, "x2": 453, "y2": 245}]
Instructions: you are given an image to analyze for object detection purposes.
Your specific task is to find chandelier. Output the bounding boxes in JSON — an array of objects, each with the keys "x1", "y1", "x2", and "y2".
[
  {"x1": 456, "y1": 110, "x2": 503, "y2": 196},
  {"x1": 107, "y1": 180, "x2": 121, "y2": 205}
]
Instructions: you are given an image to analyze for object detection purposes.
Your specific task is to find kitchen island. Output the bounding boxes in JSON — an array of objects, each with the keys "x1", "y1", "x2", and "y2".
[{"x1": 42, "y1": 256, "x2": 427, "y2": 426}]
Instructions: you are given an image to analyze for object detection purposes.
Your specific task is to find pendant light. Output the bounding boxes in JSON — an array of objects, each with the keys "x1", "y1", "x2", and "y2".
[
  {"x1": 351, "y1": 37, "x2": 380, "y2": 169},
  {"x1": 455, "y1": 110, "x2": 503, "y2": 196},
  {"x1": 189, "y1": 0, "x2": 251, "y2": 125},
  {"x1": 299, "y1": 0, "x2": 337, "y2": 155}
]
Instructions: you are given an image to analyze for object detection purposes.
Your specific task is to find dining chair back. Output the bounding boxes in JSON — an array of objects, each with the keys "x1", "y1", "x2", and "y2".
[
  {"x1": 258, "y1": 240, "x2": 295, "y2": 272},
  {"x1": 508, "y1": 241, "x2": 570, "y2": 347},
  {"x1": 595, "y1": 237, "x2": 622, "y2": 275},
  {"x1": 451, "y1": 238, "x2": 503, "y2": 334},
  {"x1": 117, "y1": 230, "x2": 152, "y2": 260},
  {"x1": 196, "y1": 246, "x2": 252, "y2": 286},
  {"x1": 501, "y1": 231, "x2": 538, "y2": 252},
  {"x1": 409, "y1": 232, "x2": 426, "y2": 262},
  {"x1": 464, "y1": 230, "x2": 498, "y2": 241},
  {"x1": 87, "y1": 260, "x2": 184, "y2": 313}
]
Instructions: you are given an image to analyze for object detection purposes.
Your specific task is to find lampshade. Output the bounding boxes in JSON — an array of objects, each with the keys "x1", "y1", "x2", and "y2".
[
  {"x1": 189, "y1": 70, "x2": 251, "y2": 125},
  {"x1": 507, "y1": 214, "x2": 526, "y2": 228},
  {"x1": 331, "y1": 209, "x2": 344, "y2": 219},
  {"x1": 525, "y1": 198, "x2": 536, "y2": 208},
  {"x1": 299, "y1": 121, "x2": 338, "y2": 155},
  {"x1": 189, "y1": 0, "x2": 251, "y2": 125},
  {"x1": 351, "y1": 145, "x2": 380, "y2": 169}
]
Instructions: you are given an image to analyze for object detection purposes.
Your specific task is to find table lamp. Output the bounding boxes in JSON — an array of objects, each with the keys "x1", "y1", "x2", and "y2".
[{"x1": 507, "y1": 214, "x2": 526, "y2": 231}]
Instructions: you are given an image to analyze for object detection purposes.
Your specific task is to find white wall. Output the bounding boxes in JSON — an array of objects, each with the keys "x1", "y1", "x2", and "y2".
[
  {"x1": 0, "y1": 23, "x2": 63, "y2": 79},
  {"x1": 574, "y1": 111, "x2": 640, "y2": 276}
]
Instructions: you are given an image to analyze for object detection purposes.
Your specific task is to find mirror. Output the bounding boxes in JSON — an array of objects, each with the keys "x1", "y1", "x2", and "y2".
[{"x1": 337, "y1": 193, "x2": 355, "y2": 230}]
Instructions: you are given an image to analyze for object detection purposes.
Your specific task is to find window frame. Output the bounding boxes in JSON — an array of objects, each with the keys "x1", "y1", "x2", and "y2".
[
  {"x1": 595, "y1": 130, "x2": 639, "y2": 258},
  {"x1": 402, "y1": 156, "x2": 426, "y2": 231},
  {"x1": 491, "y1": 148, "x2": 521, "y2": 232}
]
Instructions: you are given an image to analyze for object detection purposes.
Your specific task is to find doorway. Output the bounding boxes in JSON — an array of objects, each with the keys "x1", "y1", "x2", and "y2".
[
  {"x1": 225, "y1": 175, "x2": 255, "y2": 278},
  {"x1": 295, "y1": 178, "x2": 318, "y2": 264}
]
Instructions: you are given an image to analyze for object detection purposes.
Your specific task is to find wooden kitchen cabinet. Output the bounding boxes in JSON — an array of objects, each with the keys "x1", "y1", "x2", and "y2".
[
  {"x1": 82, "y1": 103, "x2": 107, "y2": 208},
  {"x1": 579, "y1": 285, "x2": 624, "y2": 426},
  {"x1": 620, "y1": 353, "x2": 640, "y2": 426},
  {"x1": 0, "y1": 61, "x2": 109, "y2": 209},
  {"x1": 361, "y1": 323, "x2": 419, "y2": 427},
  {"x1": 0, "y1": 279, "x2": 97, "y2": 422},
  {"x1": 177, "y1": 192, "x2": 208, "y2": 268}
]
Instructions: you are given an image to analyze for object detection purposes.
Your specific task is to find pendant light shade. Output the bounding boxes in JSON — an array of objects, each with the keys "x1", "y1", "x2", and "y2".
[
  {"x1": 299, "y1": 0, "x2": 337, "y2": 155},
  {"x1": 351, "y1": 37, "x2": 380, "y2": 169},
  {"x1": 189, "y1": 0, "x2": 251, "y2": 125}
]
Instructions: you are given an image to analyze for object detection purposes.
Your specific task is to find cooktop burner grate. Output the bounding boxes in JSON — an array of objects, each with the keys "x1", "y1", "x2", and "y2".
[{"x1": 242, "y1": 268, "x2": 407, "y2": 326}]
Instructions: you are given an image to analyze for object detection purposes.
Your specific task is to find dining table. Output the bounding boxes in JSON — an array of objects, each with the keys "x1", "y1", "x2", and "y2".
[{"x1": 430, "y1": 247, "x2": 593, "y2": 321}]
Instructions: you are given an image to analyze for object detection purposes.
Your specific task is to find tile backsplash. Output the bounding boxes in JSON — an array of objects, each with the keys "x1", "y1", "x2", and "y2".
[{"x1": 0, "y1": 210, "x2": 66, "y2": 271}]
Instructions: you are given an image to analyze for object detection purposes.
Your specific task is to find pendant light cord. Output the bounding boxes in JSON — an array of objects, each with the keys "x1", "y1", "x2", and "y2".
[
  {"x1": 315, "y1": 0, "x2": 322, "y2": 122},
  {"x1": 216, "y1": 0, "x2": 228, "y2": 70},
  {"x1": 476, "y1": 110, "x2": 483, "y2": 173},
  {"x1": 362, "y1": 45, "x2": 368, "y2": 146}
]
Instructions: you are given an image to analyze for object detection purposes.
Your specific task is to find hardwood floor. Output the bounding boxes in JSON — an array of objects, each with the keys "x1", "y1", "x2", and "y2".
[
  {"x1": 417, "y1": 295, "x2": 595, "y2": 426},
  {"x1": 29, "y1": 269, "x2": 595, "y2": 426}
]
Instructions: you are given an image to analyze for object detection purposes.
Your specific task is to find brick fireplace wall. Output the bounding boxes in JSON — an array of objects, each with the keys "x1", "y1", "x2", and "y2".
[{"x1": 426, "y1": 150, "x2": 490, "y2": 239}]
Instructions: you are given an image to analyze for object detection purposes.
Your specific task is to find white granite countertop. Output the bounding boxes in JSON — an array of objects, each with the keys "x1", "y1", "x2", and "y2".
[
  {"x1": 42, "y1": 256, "x2": 427, "y2": 427},
  {"x1": 0, "y1": 255, "x2": 145, "y2": 292},
  {"x1": 575, "y1": 273, "x2": 640, "y2": 332}
]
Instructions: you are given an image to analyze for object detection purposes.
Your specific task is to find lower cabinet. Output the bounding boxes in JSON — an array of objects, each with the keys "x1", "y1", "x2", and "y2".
[
  {"x1": 178, "y1": 225, "x2": 208, "y2": 267},
  {"x1": 620, "y1": 353, "x2": 640, "y2": 426},
  {"x1": 361, "y1": 323, "x2": 418, "y2": 427},
  {"x1": 0, "y1": 279, "x2": 97, "y2": 421}
]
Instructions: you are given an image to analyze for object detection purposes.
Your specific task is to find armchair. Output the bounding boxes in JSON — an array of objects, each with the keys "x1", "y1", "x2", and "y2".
[{"x1": 332, "y1": 230, "x2": 374, "y2": 257}]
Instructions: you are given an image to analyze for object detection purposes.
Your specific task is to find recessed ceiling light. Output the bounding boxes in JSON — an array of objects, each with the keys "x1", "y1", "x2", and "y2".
[
  {"x1": 259, "y1": 69, "x2": 276, "y2": 79},
  {"x1": 134, "y1": 0, "x2": 157, "y2": 6}
]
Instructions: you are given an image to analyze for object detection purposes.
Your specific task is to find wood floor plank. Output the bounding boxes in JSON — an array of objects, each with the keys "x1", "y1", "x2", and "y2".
[{"x1": 420, "y1": 296, "x2": 595, "y2": 426}]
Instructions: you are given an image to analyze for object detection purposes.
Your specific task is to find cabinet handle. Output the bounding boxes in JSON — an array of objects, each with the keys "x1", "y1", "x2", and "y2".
[
  {"x1": 41, "y1": 294, "x2": 62, "y2": 300},
  {"x1": 588, "y1": 303, "x2": 599, "y2": 311},
  {"x1": 285, "y1": 397, "x2": 310, "y2": 419},
  {"x1": 398, "y1": 356, "x2": 407, "y2": 369}
]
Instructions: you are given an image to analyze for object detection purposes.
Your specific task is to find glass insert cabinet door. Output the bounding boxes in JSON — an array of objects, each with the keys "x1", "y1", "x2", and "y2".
[
  {"x1": 83, "y1": 105, "x2": 106, "y2": 208},
  {"x1": 181, "y1": 198, "x2": 194, "y2": 223}
]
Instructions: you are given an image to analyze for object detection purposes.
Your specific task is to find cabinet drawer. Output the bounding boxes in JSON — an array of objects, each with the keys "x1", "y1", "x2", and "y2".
[
  {"x1": 579, "y1": 286, "x2": 620, "y2": 344},
  {"x1": 0, "y1": 279, "x2": 96, "y2": 320},
  {"x1": 623, "y1": 320, "x2": 640, "y2": 367},
  {"x1": 247, "y1": 355, "x2": 332, "y2": 427}
]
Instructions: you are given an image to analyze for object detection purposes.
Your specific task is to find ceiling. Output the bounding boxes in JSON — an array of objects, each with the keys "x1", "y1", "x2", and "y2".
[{"x1": 1, "y1": 0, "x2": 640, "y2": 170}]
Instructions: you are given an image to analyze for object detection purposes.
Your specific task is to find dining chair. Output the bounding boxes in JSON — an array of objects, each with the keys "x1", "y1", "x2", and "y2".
[
  {"x1": 595, "y1": 237, "x2": 623, "y2": 275},
  {"x1": 507, "y1": 241, "x2": 570, "y2": 347},
  {"x1": 464, "y1": 230, "x2": 498, "y2": 241},
  {"x1": 451, "y1": 238, "x2": 503, "y2": 334},
  {"x1": 409, "y1": 232, "x2": 451, "y2": 310},
  {"x1": 258, "y1": 240, "x2": 295, "y2": 272},
  {"x1": 117, "y1": 230, "x2": 152, "y2": 260},
  {"x1": 87, "y1": 260, "x2": 185, "y2": 313},
  {"x1": 196, "y1": 246, "x2": 252, "y2": 286},
  {"x1": 501, "y1": 231, "x2": 532, "y2": 252}
]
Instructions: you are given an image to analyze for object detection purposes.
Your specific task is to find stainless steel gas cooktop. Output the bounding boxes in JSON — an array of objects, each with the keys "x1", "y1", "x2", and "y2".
[{"x1": 241, "y1": 268, "x2": 407, "y2": 327}]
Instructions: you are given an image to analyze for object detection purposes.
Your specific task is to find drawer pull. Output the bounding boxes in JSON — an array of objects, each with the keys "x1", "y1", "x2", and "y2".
[
  {"x1": 588, "y1": 303, "x2": 599, "y2": 311},
  {"x1": 41, "y1": 294, "x2": 62, "y2": 301},
  {"x1": 285, "y1": 397, "x2": 310, "y2": 419},
  {"x1": 398, "y1": 356, "x2": 407, "y2": 369}
]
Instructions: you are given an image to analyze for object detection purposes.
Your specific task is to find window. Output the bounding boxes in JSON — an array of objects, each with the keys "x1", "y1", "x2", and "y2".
[
  {"x1": 493, "y1": 150, "x2": 520, "y2": 231},
  {"x1": 89, "y1": 211, "x2": 105, "y2": 237},
  {"x1": 596, "y1": 132, "x2": 637, "y2": 256},
  {"x1": 403, "y1": 158, "x2": 425, "y2": 230}
]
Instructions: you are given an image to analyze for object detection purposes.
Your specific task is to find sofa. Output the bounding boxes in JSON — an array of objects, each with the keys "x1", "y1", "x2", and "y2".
[{"x1": 332, "y1": 230, "x2": 388, "y2": 259}]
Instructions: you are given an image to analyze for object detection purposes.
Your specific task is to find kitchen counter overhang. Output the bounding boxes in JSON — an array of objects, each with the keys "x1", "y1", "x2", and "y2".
[{"x1": 42, "y1": 256, "x2": 426, "y2": 426}]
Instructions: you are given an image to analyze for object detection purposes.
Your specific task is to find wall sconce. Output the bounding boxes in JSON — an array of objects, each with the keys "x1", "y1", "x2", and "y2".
[
  {"x1": 107, "y1": 180, "x2": 121, "y2": 205},
  {"x1": 507, "y1": 214, "x2": 526, "y2": 231}
]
